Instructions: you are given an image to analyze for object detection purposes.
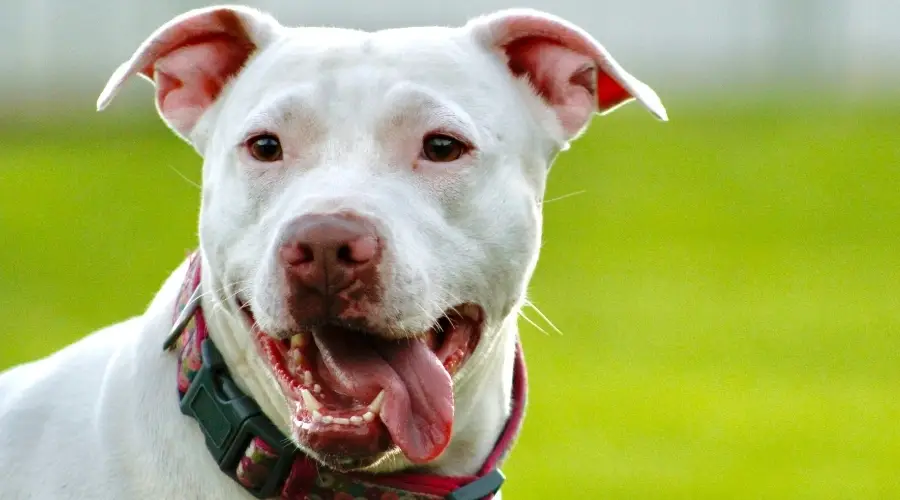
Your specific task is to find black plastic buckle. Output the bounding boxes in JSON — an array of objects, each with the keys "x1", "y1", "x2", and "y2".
[
  {"x1": 446, "y1": 469, "x2": 505, "y2": 500},
  {"x1": 180, "y1": 338, "x2": 297, "y2": 498}
]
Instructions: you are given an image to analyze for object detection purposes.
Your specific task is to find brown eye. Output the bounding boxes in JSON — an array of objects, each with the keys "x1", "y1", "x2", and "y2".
[
  {"x1": 247, "y1": 134, "x2": 283, "y2": 162},
  {"x1": 421, "y1": 134, "x2": 467, "y2": 163}
]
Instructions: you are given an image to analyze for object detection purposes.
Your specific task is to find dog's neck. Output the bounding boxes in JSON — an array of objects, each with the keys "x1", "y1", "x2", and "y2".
[{"x1": 197, "y1": 256, "x2": 519, "y2": 476}]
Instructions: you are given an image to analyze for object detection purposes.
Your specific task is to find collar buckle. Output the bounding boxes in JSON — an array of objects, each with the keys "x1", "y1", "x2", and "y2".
[{"x1": 180, "y1": 338, "x2": 297, "y2": 498}]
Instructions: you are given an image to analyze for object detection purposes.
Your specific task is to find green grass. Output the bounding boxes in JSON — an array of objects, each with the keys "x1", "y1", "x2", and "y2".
[{"x1": 2, "y1": 98, "x2": 899, "y2": 498}]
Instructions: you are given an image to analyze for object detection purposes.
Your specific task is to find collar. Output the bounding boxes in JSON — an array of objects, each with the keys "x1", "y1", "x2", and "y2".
[{"x1": 164, "y1": 253, "x2": 528, "y2": 500}]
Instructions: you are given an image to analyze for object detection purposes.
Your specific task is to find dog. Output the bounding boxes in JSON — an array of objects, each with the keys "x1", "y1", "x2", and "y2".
[{"x1": 0, "y1": 5, "x2": 666, "y2": 499}]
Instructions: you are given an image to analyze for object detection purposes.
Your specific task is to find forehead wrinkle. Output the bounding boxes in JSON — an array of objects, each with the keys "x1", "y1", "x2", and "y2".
[
  {"x1": 380, "y1": 82, "x2": 480, "y2": 141},
  {"x1": 241, "y1": 87, "x2": 318, "y2": 134}
]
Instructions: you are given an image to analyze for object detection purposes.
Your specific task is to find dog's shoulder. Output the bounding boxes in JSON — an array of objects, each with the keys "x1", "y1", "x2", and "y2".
[
  {"x1": 0, "y1": 319, "x2": 135, "y2": 411},
  {"x1": 0, "y1": 260, "x2": 246, "y2": 498},
  {"x1": 0, "y1": 318, "x2": 145, "y2": 497}
]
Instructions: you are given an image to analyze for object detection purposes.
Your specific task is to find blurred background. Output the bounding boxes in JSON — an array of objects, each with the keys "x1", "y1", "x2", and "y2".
[{"x1": 1, "y1": 0, "x2": 898, "y2": 498}]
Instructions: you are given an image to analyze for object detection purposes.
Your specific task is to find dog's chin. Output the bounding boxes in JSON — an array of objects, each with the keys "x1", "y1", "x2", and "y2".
[{"x1": 235, "y1": 298, "x2": 484, "y2": 471}]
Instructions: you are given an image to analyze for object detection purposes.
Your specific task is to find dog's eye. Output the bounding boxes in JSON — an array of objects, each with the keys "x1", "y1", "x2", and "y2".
[
  {"x1": 421, "y1": 134, "x2": 467, "y2": 163},
  {"x1": 247, "y1": 134, "x2": 283, "y2": 162}
]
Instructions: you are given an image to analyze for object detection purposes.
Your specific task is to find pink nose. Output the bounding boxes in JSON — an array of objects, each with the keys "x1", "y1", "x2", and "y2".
[{"x1": 279, "y1": 214, "x2": 380, "y2": 295}]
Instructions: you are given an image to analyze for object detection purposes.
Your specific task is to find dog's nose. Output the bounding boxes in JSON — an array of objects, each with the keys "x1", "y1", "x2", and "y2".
[{"x1": 279, "y1": 214, "x2": 380, "y2": 295}]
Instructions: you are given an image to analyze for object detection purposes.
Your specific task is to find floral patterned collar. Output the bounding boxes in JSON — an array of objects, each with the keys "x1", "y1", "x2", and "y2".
[{"x1": 163, "y1": 253, "x2": 528, "y2": 499}]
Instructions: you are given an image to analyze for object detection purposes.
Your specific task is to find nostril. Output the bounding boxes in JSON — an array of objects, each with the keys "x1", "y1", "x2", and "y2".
[
  {"x1": 336, "y1": 244, "x2": 354, "y2": 264},
  {"x1": 281, "y1": 242, "x2": 315, "y2": 266},
  {"x1": 335, "y1": 236, "x2": 378, "y2": 265},
  {"x1": 345, "y1": 235, "x2": 379, "y2": 264},
  {"x1": 298, "y1": 244, "x2": 314, "y2": 263}
]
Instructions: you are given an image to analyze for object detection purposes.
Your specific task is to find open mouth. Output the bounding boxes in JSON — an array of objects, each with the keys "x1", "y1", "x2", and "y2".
[{"x1": 237, "y1": 299, "x2": 483, "y2": 467}]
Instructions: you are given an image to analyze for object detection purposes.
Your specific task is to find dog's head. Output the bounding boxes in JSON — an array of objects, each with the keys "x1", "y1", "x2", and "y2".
[{"x1": 99, "y1": 5, "x2": 665, "y2": 472}]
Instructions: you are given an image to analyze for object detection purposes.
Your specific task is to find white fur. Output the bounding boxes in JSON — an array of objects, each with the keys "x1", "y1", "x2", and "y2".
[{"x1": 0, "y1": 5, "x2": 664, "y2": 498}]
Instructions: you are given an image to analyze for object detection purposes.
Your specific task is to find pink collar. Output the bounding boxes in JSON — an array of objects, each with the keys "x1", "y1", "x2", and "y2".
[{"x1": 165, "y1": 254, "x2": 528, "y2": 499}]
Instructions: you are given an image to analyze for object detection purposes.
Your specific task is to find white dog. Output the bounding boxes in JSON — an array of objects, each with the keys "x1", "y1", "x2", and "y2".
[{"x1": 0, "y1": 5, "x2": 665, "y2": 499}]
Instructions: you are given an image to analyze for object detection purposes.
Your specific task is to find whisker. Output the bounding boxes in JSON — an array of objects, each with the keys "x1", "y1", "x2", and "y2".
[
  {"x1": 166, "y1": 163, "x2": 201, "y2": 190},
  {"x1": 524, "y1": 298, "x2": 563, "y2": 336},
  {"x1": 517, "y1": 309, "x2": 549, "y2": 336},
  {"x1": 540, "y1": 190, "x2": 586, "y2": 206}
]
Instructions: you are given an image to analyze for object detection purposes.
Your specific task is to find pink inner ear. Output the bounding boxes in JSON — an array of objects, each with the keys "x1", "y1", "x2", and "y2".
[
  {"x1": 134, "y1": 10, "x2": 256, "y2": 136},
  {"x1": 505, "y1": 37, "x2": 601, "y2": 136},
  {"x1": 152, "y1": 39, "x2": 251, "y2": 132},
  {"x1": 487, "y1": 11, "x2": 650, "y2": 134}
]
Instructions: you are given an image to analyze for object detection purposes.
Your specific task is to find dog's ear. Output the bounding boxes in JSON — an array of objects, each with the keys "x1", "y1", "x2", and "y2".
[
  {"x1": 97, "y1": 5, "x2": 281, "y2": 143},
  {"x1": 468, "y1": 9, "x2": 667, "y2": 140}
]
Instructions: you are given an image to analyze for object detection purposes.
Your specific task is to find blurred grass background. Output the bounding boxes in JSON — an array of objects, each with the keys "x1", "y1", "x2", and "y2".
[{"x1": 2, "y1": 95, "x2": 898, "y2": 498}]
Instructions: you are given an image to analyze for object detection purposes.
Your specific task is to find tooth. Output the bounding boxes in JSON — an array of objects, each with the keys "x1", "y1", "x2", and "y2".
[
  {"x1": 303, "y1": 371, "x2": 313, "y2": 385},
  {"x1": 333, "y1": 417, "x2": 350, "y2": 425},
  {"x1": 300, "y1": 388, "x2": 321, "y2": 412},
  {"x1": 322, "y1": 415, "x2": 333, "y2": 424},
  {"x1": 313, "y1": 384, "x2": 321, "y2": 393},
  {"x1": 460, "y1": 304, "x2": 480, "y2": 320},
  {"x1": 368, "y1": 391, "x2": 385, "y2": 413},
  {"x1": 312, "y1": 411, "x2": 323, "y2": 423},
  {"x1": 290, "y1": 335, "x2": 304, "y2": 349},
  {"x1": 362, "y1": 411, "x2": 375, "y2": 422},
  {"x1": 350, "y1": 416, "x2": 363, "y2": 425},
  {"x1": 290, "y1": 350, "x2": 303, "y2": 366}
]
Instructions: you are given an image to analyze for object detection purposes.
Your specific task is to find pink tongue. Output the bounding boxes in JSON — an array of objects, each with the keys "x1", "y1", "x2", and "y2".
[{"x1": 312, "y1": 327, "x2": 454, "y2": 463}]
